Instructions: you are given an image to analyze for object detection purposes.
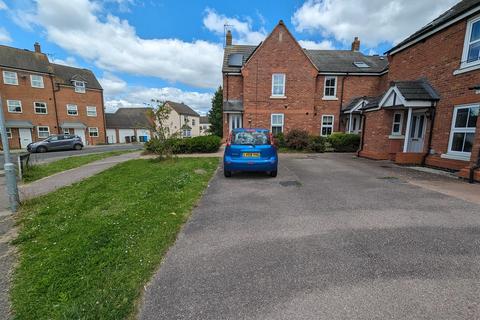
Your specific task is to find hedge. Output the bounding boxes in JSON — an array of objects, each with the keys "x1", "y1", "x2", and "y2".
[
  {"x1": 145, "y1": 135, "x2": 222, "y2": 154},
  {"x1": 327, "y1": 133, "x2": 360, "y2": 152}
]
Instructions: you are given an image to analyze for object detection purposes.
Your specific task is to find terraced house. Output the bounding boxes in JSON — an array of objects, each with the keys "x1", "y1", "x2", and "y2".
[
  {"x1": 0, "y1": 43, "x2": 106, "y2": 149},
  {"x1": 222, "y1": 0, "x2": 480, "y2": 182}
]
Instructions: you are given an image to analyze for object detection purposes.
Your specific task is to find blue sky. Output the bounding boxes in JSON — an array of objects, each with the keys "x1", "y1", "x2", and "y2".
[{"x1": 0, "y1": 0, "x2": 459, "y2": 114}]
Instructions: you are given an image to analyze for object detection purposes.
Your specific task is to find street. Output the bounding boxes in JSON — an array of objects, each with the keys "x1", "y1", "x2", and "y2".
[{"x1": 140, "y1": 153, "x2": 480, "y2": 320}]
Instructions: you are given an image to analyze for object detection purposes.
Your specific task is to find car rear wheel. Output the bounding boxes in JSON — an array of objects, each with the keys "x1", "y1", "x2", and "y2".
[
  {"x1": 224, "y1": 170, "x2": 232, "y2": 177},
  {"x1": 37, "y1": 146, "x2": 47, "y2": 153},
  {"x1": 269, "y1": 170, "x2": 278, "y2": 177},
  {"x1": 73, "y1": 144, "x2": 83, "y2": 150}
]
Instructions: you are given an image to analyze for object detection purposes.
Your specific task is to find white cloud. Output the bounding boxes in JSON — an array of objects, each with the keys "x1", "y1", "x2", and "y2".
[
  {"x1": 0, "y1": 1, "x2": 7, "y2": 10},
  {"x1": 105, "y1": 86, "x2": 213, "y2": 115},
  {"x1": 98, "y1": 73, "x2": 128, "y2": 96},
  {"x1": 292, "y1": 0, "x2": 460, "y2": 47},
  {"x1": 298, "y1": 39, "x2": 334, "y2": 50},
  {"x1": 203, "y1": 8, "x2": 267, "y2": 45},
  {"x1": 51, "y1": 56, "x2": 79, "y2": 67},
  {"x1": 0, "y1": 27, "x2": 11, "y2": 43},
  {"x1": 28, "y1": 0, "x2": 223, "y2": 89}
]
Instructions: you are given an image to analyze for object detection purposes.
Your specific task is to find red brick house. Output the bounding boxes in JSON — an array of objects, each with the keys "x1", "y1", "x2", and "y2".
[
  {"x1": 222, "y1": 21, "x2": 388, "y2": 139},
  {"x1": 357, "y1": 0, "x2": 480, "y2": 182},
  {"x1": 0, "y1": 43, "x2": 106, "y2": 149}
]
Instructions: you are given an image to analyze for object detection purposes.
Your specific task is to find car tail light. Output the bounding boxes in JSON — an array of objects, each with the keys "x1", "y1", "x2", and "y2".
[
  {"x1": 226, "y1": 132, "x2": 232, "y2": 147},
  {"x1": 269, "y1": 133, "x2": 275, "y2": 146}
]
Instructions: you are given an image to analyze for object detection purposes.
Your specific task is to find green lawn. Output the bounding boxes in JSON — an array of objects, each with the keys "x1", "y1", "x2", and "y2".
[
  {"x1": 12, "y1": 157, "x2": 219, "y2": 319},
  {"x1": 22, "y1": 150, "x2": 135, "y2": 183}
]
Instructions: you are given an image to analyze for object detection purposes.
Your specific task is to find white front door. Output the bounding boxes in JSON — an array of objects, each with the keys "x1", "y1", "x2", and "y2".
[
  {"x1": 74, "y1": 128, "x2": 86, "y2": 145},
  {"x1": 229, "y1": 114, "x2": 242, "y2": 132},
  {"x1": 18, "y1": 128, "x2": 32, "y2": 149},
  {"x1": 407, "y1": 112, "x2": 426, "y2": 153}
]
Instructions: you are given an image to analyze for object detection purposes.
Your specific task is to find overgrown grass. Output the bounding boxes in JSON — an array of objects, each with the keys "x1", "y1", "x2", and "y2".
[
  {"x1": 22, "y1": 150, "x2": 135, "y2": 183},
  {"x1": 12, "y1": 157, "x2": 219, "y2": 319}
]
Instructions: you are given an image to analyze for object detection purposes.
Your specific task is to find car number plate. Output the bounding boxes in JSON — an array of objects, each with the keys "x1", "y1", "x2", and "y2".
[{"x1": 243, "y1": 152, "x2": 260, "y2": 158}]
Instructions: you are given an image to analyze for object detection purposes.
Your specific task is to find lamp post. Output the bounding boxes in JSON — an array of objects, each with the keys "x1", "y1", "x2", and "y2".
[{"x1": 0, "y1": 95, "x2": 19, "y2": 212}]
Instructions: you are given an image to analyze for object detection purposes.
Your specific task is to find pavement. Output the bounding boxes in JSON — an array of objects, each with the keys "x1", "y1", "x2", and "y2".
[
  {"x1": 0, "y1": 143, "x2": 143, "y2": 166},
  {"x1": 139, "y1": 153, "x2": 480, "y2": 320}
]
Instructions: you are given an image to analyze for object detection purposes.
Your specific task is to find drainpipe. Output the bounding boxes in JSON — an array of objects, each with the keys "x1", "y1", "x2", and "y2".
[
  {"x1": 50, "y1": 75, "x2": 60, "y2": 134},
  {"x1": 338, "y1": 74, "x2": 348, "y2": 131},
  {"x1": 422, "y1": 103, "x2": 436, "y2": 166}
]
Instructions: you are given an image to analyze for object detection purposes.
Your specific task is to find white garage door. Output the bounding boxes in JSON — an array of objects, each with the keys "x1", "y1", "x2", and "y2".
[
  {"x1": 106, "y1": 129, "x2": 117, "y2": 144},
  {"x1": 136, "y1": 129, "x2": 151, "y2": 142},
  {"x1": 118, "y1": 129, "x2": 135, "y2": 143}
]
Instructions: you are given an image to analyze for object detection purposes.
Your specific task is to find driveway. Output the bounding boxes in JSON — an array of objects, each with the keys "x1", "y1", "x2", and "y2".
[{"x1": 140, "y1": 153, "x2": 480, "y2": 320}]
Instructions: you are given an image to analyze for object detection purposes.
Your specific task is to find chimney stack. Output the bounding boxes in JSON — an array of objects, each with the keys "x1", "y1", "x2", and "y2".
[
  {"x1": 226, "y1": 30, "x2": 232, "y2": 46},
  {"x1": 351, "y1": 37, "x2": 360, "y2": 52},
  {"x1": 34, "y1": 42, "x2": 41, "y2": 53}
]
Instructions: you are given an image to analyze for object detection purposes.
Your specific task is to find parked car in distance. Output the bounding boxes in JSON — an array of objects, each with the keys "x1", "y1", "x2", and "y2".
[
  {"x1": 223, "y1": 128, "x2": 278, "y2": 177},
  {"x1": 27, "y1": 134, "x2": 84, "y2": 153}
]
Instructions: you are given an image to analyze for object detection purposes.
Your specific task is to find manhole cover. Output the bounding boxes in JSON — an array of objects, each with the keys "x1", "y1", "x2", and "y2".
[{"x1": 279, "y1": 180, "x2": 301, "y2": 187}]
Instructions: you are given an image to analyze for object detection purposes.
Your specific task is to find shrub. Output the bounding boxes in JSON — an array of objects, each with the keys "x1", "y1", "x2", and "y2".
[
  {"x1": 327, "y1": 132, "x2": 360, "y2": 152},
  {"x1": 147, "y1": 135, "x2": 222, "y2": 154},
  {"x1": 285, "y1": 129, "x2": 310, "y2": 150},
  {"x1": 273, "y1": 132, "x2": 286, "y2": 148},
  {"x1": 307, "y1": 136, "x2": 326, "y2": 153}
]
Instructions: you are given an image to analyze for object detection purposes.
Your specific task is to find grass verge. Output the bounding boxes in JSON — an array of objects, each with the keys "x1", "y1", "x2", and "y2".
[
  {"x1": 12, "y1": 157, "x2": 218, "y2": 319},
  {"x1": 22, "y1": 150, "x2": 135, "y2": 183}
]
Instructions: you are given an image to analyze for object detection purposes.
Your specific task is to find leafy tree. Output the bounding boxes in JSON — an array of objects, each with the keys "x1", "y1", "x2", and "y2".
[
  {"x1": 208, "y1": 86, "x2": 223, "y2": 137},
  {"x1": 146, "y1": 100, "x2": 176, "y2": 160}
]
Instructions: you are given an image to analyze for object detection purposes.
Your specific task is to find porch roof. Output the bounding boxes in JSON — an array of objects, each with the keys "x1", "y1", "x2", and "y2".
[
  {"x1": 60, "y1": 121, "x2": 87, "y2": 129},
  {"x1": 377, "y1": 79, "x2": 440, "y2": 109},
  {"x1": 223, "y1": 100, "x2": 243, "y2": 112},
  {"x1": 5, "y1": 120, "x2": 33, "y2": 128}
]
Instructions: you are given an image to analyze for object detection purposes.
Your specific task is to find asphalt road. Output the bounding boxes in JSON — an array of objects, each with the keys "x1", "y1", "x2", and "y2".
[
  {"x1": 0, "y1": 144, "x2": 143, "y2": 166},
  {"x1": 140, "y1": 153, "x2": 480, "y2": 320}
]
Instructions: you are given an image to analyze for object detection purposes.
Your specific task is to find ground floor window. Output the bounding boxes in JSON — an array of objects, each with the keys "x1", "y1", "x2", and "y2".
[
  {"x1": 1, "y1": 128, "x2": 12, "y2": 139},
  {"x1": 88, "y1": 127, "x2": 99, "y2": 137},
  {"x1": 63, "y1": 128, "x2": 71, "y2": 134},
  {"x1": 391, "y1": 112, "x2": 404, "y2": 135},
  {"x1": 182, "y1": 129, "x2": 192, "y2": 137},
  {"x1": 448, "y1": 105, "x2": 479, "y2": 157},
  {"x1": 37, "y1": 126, "x2": 50, "y2": 139},
  {"x1": 271, "y1": 113, "x2": 284, "y2": 135},
  {"x1": 321, "y1": 115, "x2": 334, "y2": 136}
]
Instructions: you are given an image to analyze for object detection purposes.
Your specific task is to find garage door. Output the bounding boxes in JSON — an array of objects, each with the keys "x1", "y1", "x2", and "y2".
[
  {"x1": 106, "y1": 129, "x2": 117, "y2": 144},
  {"x1": 118, "y1": 129, "x2": 135, "y2": 143},
  {"x1": 136, "y1": 129, "x2": 151, "y2": 142}
]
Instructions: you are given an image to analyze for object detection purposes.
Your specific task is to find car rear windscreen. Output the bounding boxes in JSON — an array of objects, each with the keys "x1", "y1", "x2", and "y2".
[{"x1": 232, "y1": 130, "x2": 270, "y2": 145}]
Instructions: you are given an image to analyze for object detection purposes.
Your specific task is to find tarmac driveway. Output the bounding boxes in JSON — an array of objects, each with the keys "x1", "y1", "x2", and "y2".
[{"x1": 139, "y1": 153, "x2": 480, "y2": 320}]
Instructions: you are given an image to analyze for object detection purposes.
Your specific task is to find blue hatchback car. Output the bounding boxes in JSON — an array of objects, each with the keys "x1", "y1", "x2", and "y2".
[{"x1": 223, "y1": 128, "x2": 278, "y2": 177}]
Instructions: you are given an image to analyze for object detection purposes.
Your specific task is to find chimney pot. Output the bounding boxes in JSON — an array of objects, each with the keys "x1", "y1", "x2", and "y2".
[
  {"x1": 351, "y1": 37, "x2": 360, "y2": 52},
  {"x1": 226, "y1": 30, "x2": 232, "y2": 46},
  {"x1": 34, "y1": 42, "x2": 41, "y2": 53}
]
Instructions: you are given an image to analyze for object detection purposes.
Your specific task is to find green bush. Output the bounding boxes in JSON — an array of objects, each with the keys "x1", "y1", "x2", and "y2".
[
  {"x1": 273, "y1": 132, "x2": 286, "y2": 148},
  {"x1": 307, "y1": 136, "x2": 326, "y2": 153},
  {"x1": 146, "y1": 136, "x2": 222, "y2": 154},
  {"x1": 327, "y1": 132, "x2": 360, "y2": 152},
  {"x1": 285, "y1": 129, "x2": 310, "y2": 150}
]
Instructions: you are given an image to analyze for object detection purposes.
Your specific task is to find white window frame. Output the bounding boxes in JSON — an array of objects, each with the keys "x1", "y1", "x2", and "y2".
[
  {"x1": 271, "y1": 113, "x2": 284, "y2": 134},
  {"x1": 7, "y1": 100, "x2": 22, "y2": 113},
  {"x1": 182, "y1": 129, "x2": 192, "y2": 137},
  {"x1": 37, "y1": 126, "x2": 50, "y2": 139},
  {"x1": 34, "y1": 101, "x2": 48, "y2": 114},
  {"x1": 74, "y1": 81, "x2": 86, "y2": 93},
  {"x1": 323, "y1": 76, "x2": 337, "y2": 99},
  {"x1": 86, "y1": 106, "x2": 97, "y2": 117},
  {"x1": 461, "y1": 15, "x2": 480, "y2": 69},
  {"x1": 2, "y1": 128, "x2": 12, "y2": 139},
  {"x1": 192, "y1": 118, "x2": 196, "y2": 126},
  {"x1": 321, "y1": 115, "x2": 334, "y2": 136},
  {"x1": 67, "y1": 104, "x2": 78, "y2": 116},
  {"x1": 3, "y1": 71, "x2": 18, "y2": 85},
  {"x1": 63, "y1": 128, "x2": 71, "y2": 134},
  {"x1": 391, "y1": 112, "x2": 404, "y2": 136},
  {"x1": 30, "y1": 74, "x2": 44, "y2": 88},
  {"x1": 446, "y1": 104, "x2": 479, "y2": 159},
  {"x1": 88, "y1": 127, "x2": 99, "y2": 137},
  {"x1": 271, "y1": 73, "x2": 286, "y2": 97}
]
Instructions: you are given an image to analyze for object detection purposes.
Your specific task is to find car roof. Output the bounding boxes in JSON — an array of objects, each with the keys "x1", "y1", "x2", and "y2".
[{"x1": 232, "y1": 128, "x2": 269, "y2": 132}]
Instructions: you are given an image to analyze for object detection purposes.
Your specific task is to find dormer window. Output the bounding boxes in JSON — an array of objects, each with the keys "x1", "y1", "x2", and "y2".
[{"x1": 73, "y1": 80, "x2": 86, "y2": 93}]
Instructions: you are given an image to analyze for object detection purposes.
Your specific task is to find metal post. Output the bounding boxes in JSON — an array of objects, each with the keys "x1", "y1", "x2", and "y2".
[{"x1": 0, "y1": 96, "x2": 19, "y2": 212}]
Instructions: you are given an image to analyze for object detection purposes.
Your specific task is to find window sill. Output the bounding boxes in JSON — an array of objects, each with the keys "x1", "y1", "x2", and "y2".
[
  {"x1": 322, "y1": 97, "x2": 338, "y2": 101},
  {"x1": 453, "y1": 62, "x2": 480, "y2": 75},
  {"x1": 270, "y1": 95, "x2": 287, "y2": 99},
  {"x1": 388, "y1": 135, "x2": 405, "y2": 140},
  {"x1": 4, "y1": 83, "x2": 19, "y2": 86},
  {"x1": 440, "y1": 153, "x2": 471, "y2": 161}
]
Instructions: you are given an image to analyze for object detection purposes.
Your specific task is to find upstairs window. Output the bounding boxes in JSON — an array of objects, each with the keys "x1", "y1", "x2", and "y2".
[
  {"x1": 192, "y1": 119, "x2": 196, "y2": 126},
  {"x1": 34, "y1": 102, "x2": 47, "y2": 114},
  {"x1": 462, "y1": 16, "x2": 480, "y2": 67},
  {"x1": 7, "y1": 100, "x2": 22, "y2": 113},
  {"x1": 3, "y1": 71, "x2": 18, "y2": 85},
  {"x1": 73, "y1": 81, "x2": 86, "y2": 93},
  {"x1": 321, "y1": 115, "x2": 334, "y2": 136},
  {"x1": 271, "y1": 73, "x2": 286, "y2": 97},
  {"x1": 86, "y1": 106, "x2": 97, "y2": 117},
  {"x1": 67, "y1": 104, "x2": 78, "y2": 116},
  {"x1": 30, "y1": 75, "x2": 44, "y2": 88},
  {"x1": 271, "y1": 113, "x2": 284, "y2": 135},
  {"x1": 324, "y1": 76, "x2": 337, "y2": 98},
  {"x1": 391, "y1": 112, "x2": 404, "y2": 135},
  {"x1": 447, "y1": 105, "x2": 479, "y2": 158}
]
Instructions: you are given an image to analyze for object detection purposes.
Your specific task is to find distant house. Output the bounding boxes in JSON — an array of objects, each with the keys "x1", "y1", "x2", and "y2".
[
  {"x1": 199, "y1": 116, "x2": 211, "y2": 135},
  {"x1": 105, "y1": 107, "x2": 153, "y2": 143},
  {"x1": 164, "y1": 101, "x2": 201, "y2": 137}
]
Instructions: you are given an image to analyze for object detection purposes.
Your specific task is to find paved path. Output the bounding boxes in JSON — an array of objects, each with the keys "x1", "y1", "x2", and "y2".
[
  {"x1": 139, "y1": 153, "x2": 480, "y2": 320},
  {"x1": 19, "y1": 151, "x2": 141, "y2": 201}
]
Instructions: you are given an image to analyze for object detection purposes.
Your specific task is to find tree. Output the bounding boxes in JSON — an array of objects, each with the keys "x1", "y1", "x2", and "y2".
[
  {"x1": 208, "y1": 86, "x2": 223, "y2": 137},
  {"x1": 146, "y1": 100, "x2": 176, "y2": 160}
]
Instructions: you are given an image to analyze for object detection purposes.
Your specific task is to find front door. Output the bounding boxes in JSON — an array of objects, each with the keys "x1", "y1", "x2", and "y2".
[
  {"x1": 407, "y1": 112, "x2": 426, "y2": 152},
  {"x1": 74, "y1": 128, "x2": 86, "y2": 145},
  {"x1": 229, "y1": 114, "x2": 242, "y2": 132},
  {"x1": 18, "y1": 128, "x2": 32, "y2": 149}
]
